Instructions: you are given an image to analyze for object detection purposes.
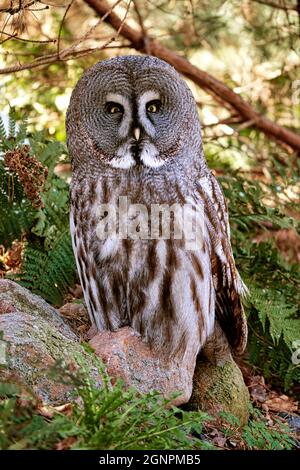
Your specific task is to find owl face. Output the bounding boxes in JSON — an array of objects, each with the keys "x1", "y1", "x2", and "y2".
[{"x1": 68, "y1": 56, "x2": 200, "y2": 170}]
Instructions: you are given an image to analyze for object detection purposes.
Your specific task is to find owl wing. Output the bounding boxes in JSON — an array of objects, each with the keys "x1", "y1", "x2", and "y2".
[{"x1": 196, "y1": 171, "x2": 248, "y2": 355}]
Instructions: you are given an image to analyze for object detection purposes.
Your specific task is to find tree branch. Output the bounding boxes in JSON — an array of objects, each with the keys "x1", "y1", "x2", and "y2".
[
  {"x1": 0, "y1": 1, "x2": 38, "y2": 14},
  {"x1": 57, "y1": 0, "x2": 74, "y2": 58},
  {"x1": 252, "y1": 0, "x2": 298, "y2": 12},
  {"x1": 84, "y1": 0, "x2": 300, "y2": 153},
  {"x1": 0, "y1": 0, "x2": 129, "y2": 74},
  {"x1": 0, "y1": 31, "x2": 56, "y2": 44}
]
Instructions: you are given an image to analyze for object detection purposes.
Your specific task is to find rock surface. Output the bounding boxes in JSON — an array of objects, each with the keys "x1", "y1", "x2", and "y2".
[
  {"x1": 0, "y1": 280, "x2": 101, "y2": 403},
  {"x1": 0, "y1": 279, "x2": 76, "y2": 339},
  {"x1": 188, "y1": 357, "x2": 250, "y2": 426},
  {"x1": 89, "y1": 327, "x2": 195, "y2": 406}
]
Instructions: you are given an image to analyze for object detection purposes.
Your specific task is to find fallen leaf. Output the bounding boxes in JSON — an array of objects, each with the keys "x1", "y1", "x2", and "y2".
[
  {"x1": 54, "y1": 403, "x2": 73, "y2": 416},
  {"x1": 59, "y1": 302, "x2": 90, "y2": 339},
  {"x1": 248, "y1": 375, "x2": 268, "y2": 403},
  {"x1": 264, "y1": 395, "x2": 298, "y2": 413},
  {"x1": 212, "y1": 436, "x2": 227, "y2": 448},
  {"x1": 38, "y1": 405, "x2": 54, "y2": 419},
  {"x1": 55, "y1": 437, "x2": 77, "y2": 450}
]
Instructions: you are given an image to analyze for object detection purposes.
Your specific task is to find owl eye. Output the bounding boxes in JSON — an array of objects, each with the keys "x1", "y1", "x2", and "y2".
[
  {"x1": 146, "y1": 100, "x2": 161, "y2": 113},
  {"x1": 105, "y1": 102, "x2": 124, "y2": 114}
]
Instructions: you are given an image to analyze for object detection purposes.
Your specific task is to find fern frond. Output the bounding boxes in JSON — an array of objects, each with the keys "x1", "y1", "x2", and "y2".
[
  {"x1": 1, "y1": 114, "x2": 76, "y2": 302},
  {"x1": 16, "y1": 119, "x2": 28, "y2": 143},
  {"x1": 15, "y1": 230, "x2": 76, "y2": 305},
  {"x1": 0, "y1": 162, "x2": 35, "y2": 247},
  {"x1": 8, "y1": 111, "x2": 16, "y2": 138},
  {"x1": 0, "y1": 115, "x2": 7, "y2": 142}
]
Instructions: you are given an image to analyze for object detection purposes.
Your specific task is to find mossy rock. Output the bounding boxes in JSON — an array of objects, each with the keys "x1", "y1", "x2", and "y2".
[
  {"x1": 0, "y1": 280, "x2": 102, "y2": 404},
  {"x1": 188, "y1": 358, "x2": 250, "y2": 427}
]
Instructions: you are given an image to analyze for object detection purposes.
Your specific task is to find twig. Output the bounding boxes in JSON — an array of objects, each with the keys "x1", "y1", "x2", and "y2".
[
  {"x1": 0, "y1": 31, "x2": 56, "y2": 44},
  {"x1": 2, "y1": 42, "x2": 131, "y2": 59},
  {"x1": 188, "y1": 0, "x2": 200, "y2": 39},
  {"x1": 38, "y1": 1, "x2": 66, "y2": 6},
  {"x1": 0, "y1": 45, "x2": 104, "y2": 74},
  {"x1": 0, "y1": 32, "x2": 17, "y2": 45},
  {"x1": 0, "y1": 7, "x2": 14, "y2": 40},
  {"x1": 57, "y1": 0, "x2": 74, "y2": 58},
  {"x1": 201, "y1": 116, "x2": 245, "y2": 128},
  {"x1": 132, "y1": 0, "x2": 146, "y2": 37},
  {"x1": 0, "y1": 0, "x2": 128, "y2": 73},
  {"x1": 0, "y1": 33, "x2": 131, "y2": 74},
  {"x1": 58, "y1": 0, "x2": 123, "y2": 59},
  {"x1": 115, "y1": 0, "x2": 132, "y2": 36},
  {"x1": 25, "y1": 6, "x2": 50, "y2": 11},
  {"x1": 132, "y1": 0, "x2": 150, "y2": 53},
  {"x1": 252, "y1": 0, "x2": 298, "y2": 11},
  {"x1": 0, "y1": 1, "x2": 38, "y2": 14}
]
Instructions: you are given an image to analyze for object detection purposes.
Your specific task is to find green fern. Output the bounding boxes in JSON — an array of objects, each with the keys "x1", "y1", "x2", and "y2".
[
  {"x1": 0, "y1": 358, "x2": 213, "y2": 450},
  {"x1": 8, "y1": 113, "x2": 16, "y2": 139},
  {"x1": 15, "y1": 231, "x2": 76, "y2": 305},
  {"x1": 0, "y1": 114, "x2": 77, "y2": 303},
  {"x1": 220, "y1": 174, "x2": 297, "y2": 232},
  {"x1": 0, "y1": 110, "x2": 25, "y2": 152},
  {"x1": 16, "y1": 119, "x2": 28, "y2": 144},
  {"x1": 0, "y1": 155, "x2": 35, "y2": 248},
  {"x1": 0, "y1": 362, "x2": 296, "y2": 450},
  {"x1": 0, "y1": 116, "x2": 6, "y2": 141},
  {"x1": 242, "y1": 406, "x2": 295, "y2": 450},
  {"x1": 221, "y1": 172, "x2": 300, "y2": 391}
]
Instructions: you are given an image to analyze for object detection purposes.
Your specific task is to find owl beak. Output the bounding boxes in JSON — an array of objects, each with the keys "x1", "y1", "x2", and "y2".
[{"x1": 133, "y1": 128, "x2": 141, "y2": 141}]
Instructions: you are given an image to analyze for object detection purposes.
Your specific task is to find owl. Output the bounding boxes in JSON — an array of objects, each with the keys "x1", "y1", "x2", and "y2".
[{"x1": 66, "y1": 55, "x2": 247, "y2": 368}]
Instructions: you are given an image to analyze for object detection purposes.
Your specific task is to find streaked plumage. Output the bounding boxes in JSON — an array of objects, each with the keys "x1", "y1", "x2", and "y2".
[{"x1": 66, "y1": 55, "x2": 247, "y2": 368}]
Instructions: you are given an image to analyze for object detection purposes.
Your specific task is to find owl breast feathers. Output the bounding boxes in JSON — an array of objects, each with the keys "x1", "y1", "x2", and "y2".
[{"x1": 67, "y1": 55, "x2": 248, "y2": 364}]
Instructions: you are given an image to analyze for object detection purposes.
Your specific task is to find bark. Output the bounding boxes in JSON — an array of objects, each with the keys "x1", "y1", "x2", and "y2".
[{"x1": 84, "y1": 0, "x2": 300, "y2": 153}]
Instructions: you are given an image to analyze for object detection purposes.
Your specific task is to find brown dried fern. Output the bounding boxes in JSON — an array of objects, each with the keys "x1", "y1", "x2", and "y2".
[{"x1": 4, "y1": 145, "x2": 48, "y2": 208}]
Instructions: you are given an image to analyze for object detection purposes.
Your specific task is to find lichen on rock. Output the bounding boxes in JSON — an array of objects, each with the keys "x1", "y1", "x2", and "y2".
[
  {"x1": 187, "y1": 358, "x2": 250, "y2": 426},
  {"x1": 0, "y1": 280, "x2": 102, "y2": 404}
]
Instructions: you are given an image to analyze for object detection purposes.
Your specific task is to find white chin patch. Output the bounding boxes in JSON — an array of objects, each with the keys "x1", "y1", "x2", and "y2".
[
  {"x1": 140, "y1": 143, "x2": 165, "y2": 168},
  {"x1": 110, "y1": 143, "x2": 136, "y2": 169},
  {"x1": 110, "y1": 153, "x2": 136, "y2": 169},
  {"x1": 109, "y1": 143, "x2": 164, "y2": 170}
]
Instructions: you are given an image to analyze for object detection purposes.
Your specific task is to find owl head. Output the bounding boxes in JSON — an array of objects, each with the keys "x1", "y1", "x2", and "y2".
[{"x1": 66, "y1": 55, "x2": 203, "y2": 170}]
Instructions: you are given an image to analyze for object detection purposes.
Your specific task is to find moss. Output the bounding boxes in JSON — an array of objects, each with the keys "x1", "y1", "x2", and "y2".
[
  {"x1": 188, "y1": 358, "x2": 250, "y2": 427},
  {"x1": 1, "y1": 309, "x2": 102, "y2": 404}
]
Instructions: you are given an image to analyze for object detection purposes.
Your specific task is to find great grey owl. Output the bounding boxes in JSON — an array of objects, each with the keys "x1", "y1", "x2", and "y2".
[{"x1": 66, "y1": 55, "x2": 247, "y2": 367}]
